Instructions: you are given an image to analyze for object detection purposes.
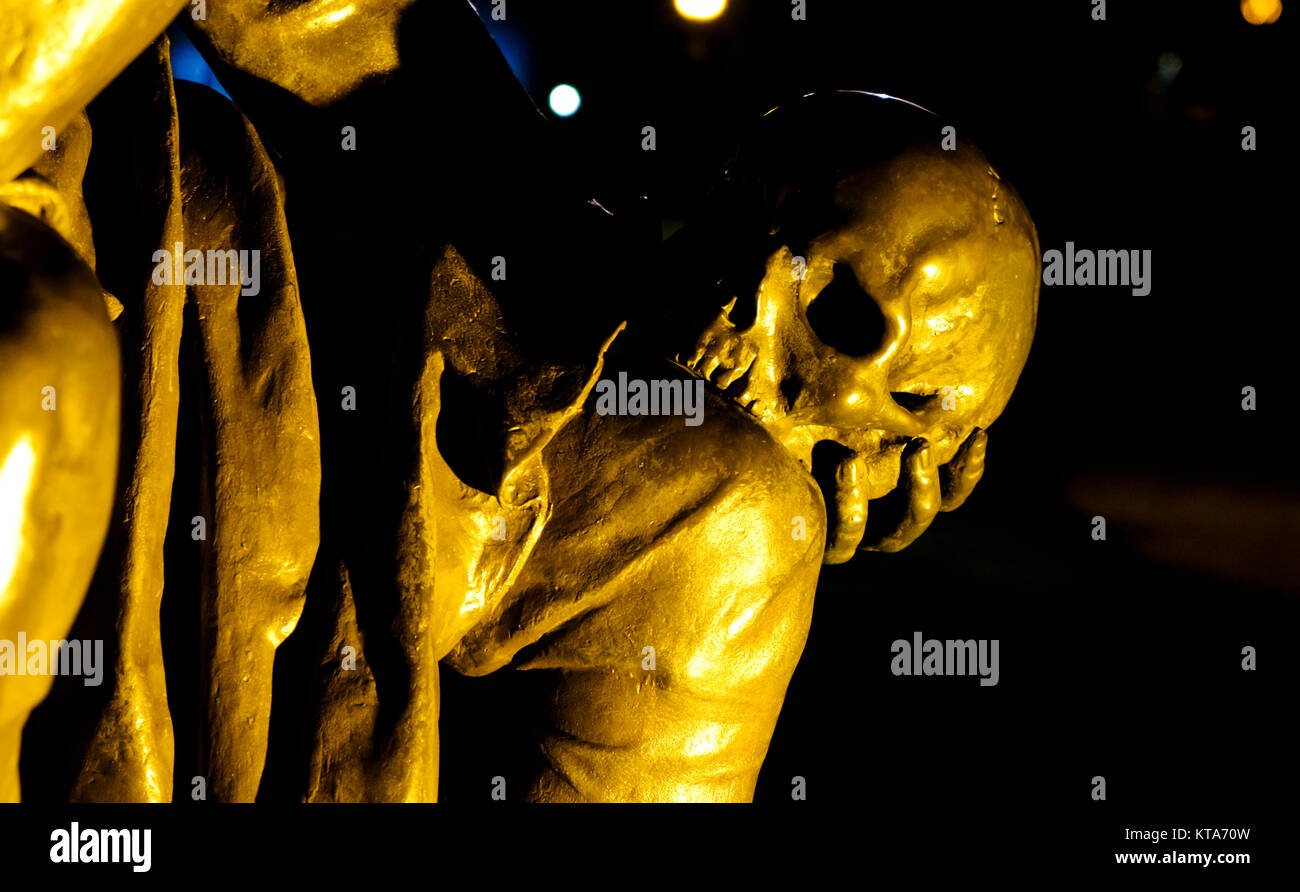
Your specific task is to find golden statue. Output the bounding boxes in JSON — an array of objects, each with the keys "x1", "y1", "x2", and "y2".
[{"x1": 0, "y1": 2, "x2": 1037, "y2": 803}]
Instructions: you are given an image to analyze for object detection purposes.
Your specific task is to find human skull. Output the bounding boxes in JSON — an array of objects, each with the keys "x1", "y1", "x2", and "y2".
[{"x1": 679, "y1": 92, "x2": 1039, "y2": 557}]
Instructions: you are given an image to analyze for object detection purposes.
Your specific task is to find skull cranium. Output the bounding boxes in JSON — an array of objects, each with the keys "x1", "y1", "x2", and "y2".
[{"x1": 677, "y1": 92, "x2": 1039, "y2": 559}]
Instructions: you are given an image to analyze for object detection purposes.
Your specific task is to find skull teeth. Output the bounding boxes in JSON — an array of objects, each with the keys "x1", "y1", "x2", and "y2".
[
  {"x1": 681, "y1": 345, "x2": 763, "y2": 419},
  {"x1": 679, "y1": 302, "x2": 767, "y2": 419}
]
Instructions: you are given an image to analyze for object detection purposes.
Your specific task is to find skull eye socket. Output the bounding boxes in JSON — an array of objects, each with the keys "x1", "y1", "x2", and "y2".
[
  {"x1": 805, "y1": 262, "x2": 887, "y2": 357},
  {"x1": 726, "y1": 289, "x2": 758, "y2": 328}
]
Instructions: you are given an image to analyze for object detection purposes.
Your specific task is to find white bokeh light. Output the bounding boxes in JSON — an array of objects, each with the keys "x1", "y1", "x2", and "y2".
[
  {"x1": 675, "y1": 0, "x2": 727, "y2": 21},
  {"x1": 548, "y1": 84, "x2": 582, "y2": 117}
]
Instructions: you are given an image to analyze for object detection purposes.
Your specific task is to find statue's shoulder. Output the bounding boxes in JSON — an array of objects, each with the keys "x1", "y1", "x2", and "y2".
[
  {"x1": 543, "y1": 356, "x2": 825, "y2": 553},
  {"x1": 443, "y1": 356, "x2": 826, "y2": 678}
]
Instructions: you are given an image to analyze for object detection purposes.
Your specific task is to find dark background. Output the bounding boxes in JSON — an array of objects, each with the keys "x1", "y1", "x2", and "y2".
[{"x1": 13, "y1": 0, "x2": 1295, "y2": 874}]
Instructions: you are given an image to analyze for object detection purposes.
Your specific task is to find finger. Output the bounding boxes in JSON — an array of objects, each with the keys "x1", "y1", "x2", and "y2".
[
  {"x1": 865, "y1": 438, "x2": 940, "y2": 553},
  {"x1": 699, "y1": 353, "x2": 723, "y2": 381},
  {"x1": 715, "y1": 355, "x2": 750, "y2": 389},
  {"x1": 940, "y1": 427, "x2": 987, "y2": 512},
  {"x1": 823, "y1": 451, "x2": 868, "y2": 564},
  {"x1": 683, "y1": 298, "x2": 736, "y2": 368},
  {"x1": 682, "y1": 336, "x2": 712, "y2": 369}
]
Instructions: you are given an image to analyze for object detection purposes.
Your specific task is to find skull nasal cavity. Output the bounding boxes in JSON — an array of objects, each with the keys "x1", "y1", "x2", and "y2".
[{"x1": 805, "y1": 263, "x2": 887, "y2": 357}]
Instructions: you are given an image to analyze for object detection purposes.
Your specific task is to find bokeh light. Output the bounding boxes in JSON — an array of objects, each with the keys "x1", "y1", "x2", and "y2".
[
  {"x1": 675, "y1": 0, "x2": 727, "y2": 22},
  {"x1": 548, "y1": 83, "x2": 582, "y2": 117},
  {"x1": 1240, "y1": 0, "x2": 1282, "y2": 24}
]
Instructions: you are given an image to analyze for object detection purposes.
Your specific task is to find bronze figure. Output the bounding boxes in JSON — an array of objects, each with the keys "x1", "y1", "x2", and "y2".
[{"x1": 0, "y1": 2, "x2": 1036, "y2": 803}]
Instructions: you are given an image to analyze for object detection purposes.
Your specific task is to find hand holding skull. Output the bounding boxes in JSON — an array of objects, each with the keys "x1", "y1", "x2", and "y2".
[{"x1": 678, "y1": 92, "x2": 1038, "y2": 562}]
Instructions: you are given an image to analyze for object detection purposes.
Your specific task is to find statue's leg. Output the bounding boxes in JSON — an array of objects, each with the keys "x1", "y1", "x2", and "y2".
[
  {"x1": 69, "y1": 37, "x2": 184, "y2": 804},
  {"x1": 172, "y1": 81, "x2": 322, "y2": 802}
]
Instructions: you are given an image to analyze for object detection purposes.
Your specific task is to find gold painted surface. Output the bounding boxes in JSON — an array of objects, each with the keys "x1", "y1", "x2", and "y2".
[
  {"x1": 0, "y1": 0, "x2": 187, "y2": 184},
  {"x1": 444, "y1": 365, "x2": 828, "y2": 801},
  {"x1": 72, "y1": 38, "x2": 184, "y2": 804},
  {"x1": 187, "y1": 0, "x2": 419, "y2": 108},
  {"x1": 307, "y1": 245, "x2": 615, "y2": 802},
  {"x1": 0, "y1": 110, "x2": 96, "y2": 268},
  {"x1": 63, "y1": 44, "x2": 321, "y2": 804},
  {"x1": 0, "y1": 202, "x2": 120, "y2": 802},
  {"x1": 0, "y1": 12, "x2": 1037, "y2": 805},
  {"x1": 682, "y1": 129, "x2": 1038, "y2": 560},
  {"x1": 176, "y1": 83, "x2": 321, "y2": 802}
]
